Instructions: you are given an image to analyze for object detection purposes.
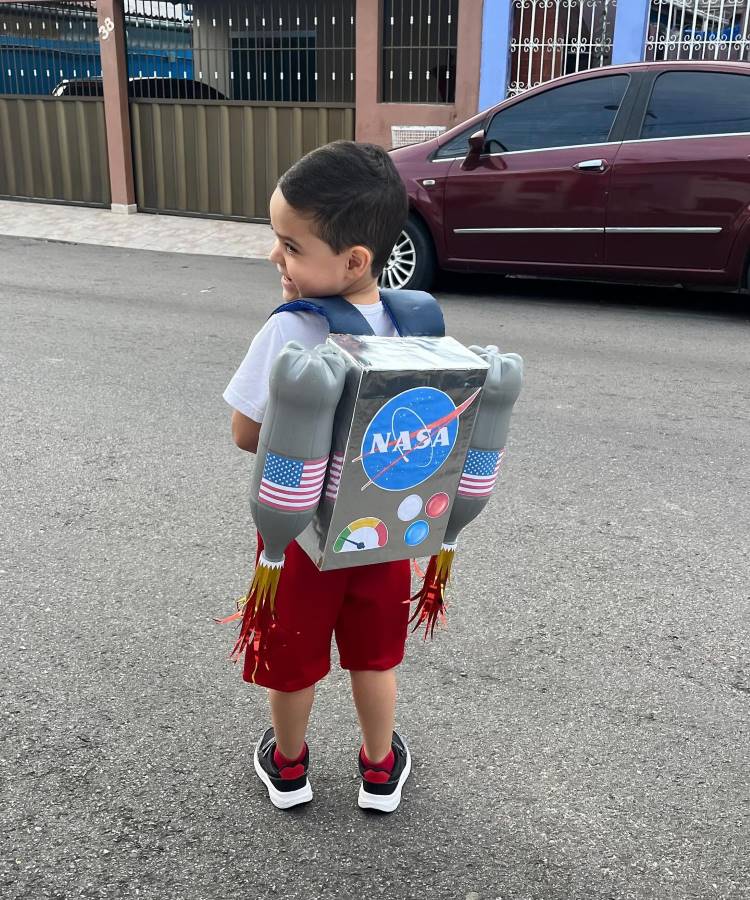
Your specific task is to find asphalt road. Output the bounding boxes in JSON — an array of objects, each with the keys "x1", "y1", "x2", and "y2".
[{"x1": 1, "y1": 235, "x2": 748, "y2": 900}]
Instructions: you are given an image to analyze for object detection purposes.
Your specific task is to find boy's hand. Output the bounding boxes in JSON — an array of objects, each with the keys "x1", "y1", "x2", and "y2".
[{"x1": 231, "y1": 410, "x2": 261, "y2": 453}]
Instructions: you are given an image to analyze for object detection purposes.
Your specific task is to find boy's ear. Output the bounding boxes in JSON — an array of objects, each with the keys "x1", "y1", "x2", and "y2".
[{"x1": 347, "y1": 245, "x2": 373, "y2": 277}]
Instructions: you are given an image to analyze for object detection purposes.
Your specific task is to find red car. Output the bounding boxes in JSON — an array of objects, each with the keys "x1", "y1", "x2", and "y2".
[{"x1": 384, "y1": 61, "x2": 750, "y2": 293}]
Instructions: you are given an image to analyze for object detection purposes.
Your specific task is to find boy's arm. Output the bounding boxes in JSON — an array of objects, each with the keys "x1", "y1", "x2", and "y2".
[
  {"x1": 224, "y1": 312, "x2": 326, "y2": 454},
  {"x1": 231, "y1": 410, "x2": 261, "y2": 454},
  {"x1": 224, "y1": 317, "x2": 283, "y2": 454}
]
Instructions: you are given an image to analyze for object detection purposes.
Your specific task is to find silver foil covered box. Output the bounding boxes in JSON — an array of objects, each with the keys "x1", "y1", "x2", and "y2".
[{"x1": 297, "y1": 335, "x2": 490, "y2": 571}]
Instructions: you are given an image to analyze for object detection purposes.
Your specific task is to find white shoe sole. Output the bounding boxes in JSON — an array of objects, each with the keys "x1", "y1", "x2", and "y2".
[
  {"x1": 357, "y1": 745, "x2": 411, "y2": 813},
  {"x1": 254, "y1": 741, "x2": 313, "y2": 810}
]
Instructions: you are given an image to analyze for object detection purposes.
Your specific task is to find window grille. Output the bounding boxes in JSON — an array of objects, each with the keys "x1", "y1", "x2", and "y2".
[
  {"x1": 124, "y1": 2, "x2": 356, "y2": 102},
  {"x1": 645, "y1": 0, "x2": 750, "y2": 61},
  {"x1": 391, "y1": 124, "x2": 446, "y2": 147},
  {"x1": 0, "y1": 2, "x2": 100, "y2": 96},
  {"x1": 508, "y1": 0, "x2": 617, "y2": 97},
  {"x1": 382, "y1": 0, "x2": 458, "y2": 104}
]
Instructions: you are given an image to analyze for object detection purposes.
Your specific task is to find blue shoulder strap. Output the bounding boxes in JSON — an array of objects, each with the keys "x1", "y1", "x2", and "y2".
[
  {"x1": 379, "y1": 289, "x2": 445, "y2": 337},
  {"x1": 269, "y1": 290, "x2": 445, "y2": 337},
  {"x1": 269, "y1": 295, "x2": 375, "y2": 335}
]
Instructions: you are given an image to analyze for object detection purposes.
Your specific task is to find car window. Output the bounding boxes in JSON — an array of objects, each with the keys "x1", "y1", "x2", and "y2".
[
  {"x1": 57, "y1": 80, "x2": 102, "y2": 97},
  {"x1": 434, "y1": 123, "x2": 480, "y2": 160},
  {"x1": 485, "y1": 75, "x2": 629, "y2": 154},
  {"x1": 80, "y1": 81, "x2": 102, "y2": 97},
  {"x1": 125, "y1": 79, "x2": 225, "y2": 101},
  {"x1": 641, "y1": 71, "x2": 750, "y2": 140}
]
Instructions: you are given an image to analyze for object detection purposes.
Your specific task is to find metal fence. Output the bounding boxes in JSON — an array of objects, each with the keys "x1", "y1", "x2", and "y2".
[
  {"x1": 645, "y1": 0, "x2": 750, "y2": 60},
  {"x1": 508, "y1": 0, "x2": 617, "y2": 96},
  {"x1": 130, "y1": 100, "x2": 354, "y2": 219},
  {"x1": 0, "y1": 93, "x2": 110, "y2": 203},
  {"x1": 123, "y1": 1, "x2": 356, "y2": 103},
  {"x1": 0, "y1": 2, "x2": 109, "y2": 204},
  {"x1": 0, "y1": 1, "x2": 100, "y2": 96},
  {"x1": 381, "y1": 0, "x2": 458, "y2": 103}
]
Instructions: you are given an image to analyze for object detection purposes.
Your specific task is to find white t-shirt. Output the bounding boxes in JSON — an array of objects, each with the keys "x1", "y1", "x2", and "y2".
[{"x1": 223, "y1": 301, "x2": 397, "y2": 422}]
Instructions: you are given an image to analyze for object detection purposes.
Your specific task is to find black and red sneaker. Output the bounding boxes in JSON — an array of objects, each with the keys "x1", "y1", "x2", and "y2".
[
  {"x1": 253, "y1": 727, "x2": 312, "y2": 809},
  {"x1": 357, "y1": 732, "x2": 411, "y2": 813}
]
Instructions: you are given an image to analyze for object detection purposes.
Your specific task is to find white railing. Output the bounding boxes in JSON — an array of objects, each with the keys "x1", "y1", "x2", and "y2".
[
  {"x1": 645, "y1": 0, "x2": 750, "y2": 61},
  {"x1": 390, "y1": 125, "x2": 446, "y2": 148},
  {"x1": 508, "y1": 0, "x2": 617, "y2": 96}
]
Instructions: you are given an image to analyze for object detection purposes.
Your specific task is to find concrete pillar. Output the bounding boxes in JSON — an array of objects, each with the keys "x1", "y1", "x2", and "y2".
[
  {"x1": 354, "y1": 0, "x2": 380, "y2": 142},
  {"x1": 455, "y1": 0, "x2": 484, "y2": 116},
  {"x1": 478, "y1": 0, "x2": 514, "y2": 111},
  {"x1": 97, "y1": 0, "x2": 136, "y2": 213},
  {"x1": 612, "y1": 0, "x2": 651, "y2": 65},
  {"x1": 355, "y1": 0, "x2": 484, "y2": 148}
]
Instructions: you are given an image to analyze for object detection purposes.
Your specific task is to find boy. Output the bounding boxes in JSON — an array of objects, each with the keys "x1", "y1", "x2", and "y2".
[{"x1": 224, "y1": 141, "x2": 438, "y2": 813}]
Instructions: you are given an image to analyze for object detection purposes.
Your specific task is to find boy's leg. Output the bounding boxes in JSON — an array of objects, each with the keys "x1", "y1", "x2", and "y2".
[
  {"x1": 253, "y1": 685, "x2": 316, "y2": 810},
  {"x1": 246, "y1": 540, "x2": 349, "y2": 809},
  {"x1": 337, "y1": 556, "x2": 410, "y2": 762},
  {"x1": 268, "y1": 685, "x2": 316, "y2": 760},
  {"x1": 349, "y1": 666, "x2": 411, "y2": 813},
  {"x1": 247, "y1": 538, "x2": 349, "y2": 760},
  {"x1": 337, "y1": 559, "x2": 412, "y2": 811},
  {"x1": 349, "y1": 668, "x2": 396, "y2": 763}
]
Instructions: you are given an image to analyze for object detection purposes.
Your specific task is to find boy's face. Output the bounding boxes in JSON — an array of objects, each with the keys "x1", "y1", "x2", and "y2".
[{"x1": 268, "y1": 188, "x2": 372, "y2": 301}]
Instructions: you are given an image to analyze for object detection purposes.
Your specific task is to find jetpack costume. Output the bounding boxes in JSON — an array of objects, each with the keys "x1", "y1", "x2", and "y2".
[{"x1": 220, "y1": 290, "x2": 523, "y2": 667}]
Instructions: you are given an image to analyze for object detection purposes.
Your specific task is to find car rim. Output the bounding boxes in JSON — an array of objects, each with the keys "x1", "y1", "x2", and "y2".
[{"x1": 380, "y1": 231, "x2": 417, "y2": 289}]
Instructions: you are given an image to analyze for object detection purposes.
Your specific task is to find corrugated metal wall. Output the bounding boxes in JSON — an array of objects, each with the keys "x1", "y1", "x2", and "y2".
[
  {"x1": 0, "y1": 97, "x2": 110, "y2": 205},
  {"x1": 130, "y1": 100, "x2": 355, "y2": 220}
]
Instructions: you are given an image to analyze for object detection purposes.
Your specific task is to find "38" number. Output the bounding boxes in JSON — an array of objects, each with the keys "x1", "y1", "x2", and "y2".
[{"x1": 98, "y1": 17, "x2": 114, "y2": 40}]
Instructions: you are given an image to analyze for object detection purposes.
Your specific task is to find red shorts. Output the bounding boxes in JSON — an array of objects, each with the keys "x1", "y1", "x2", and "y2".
[{"x1": 244, "y1": 538, "x2": 411, "y2": 692}]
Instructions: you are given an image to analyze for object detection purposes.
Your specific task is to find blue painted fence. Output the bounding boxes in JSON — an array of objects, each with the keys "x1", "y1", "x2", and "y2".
[
  {"x1": 0, "y1": 35, "x2": 193, "y2": 95},
  {"x1": 479, "y1": 0, "x2": 651, "y2": 107}
]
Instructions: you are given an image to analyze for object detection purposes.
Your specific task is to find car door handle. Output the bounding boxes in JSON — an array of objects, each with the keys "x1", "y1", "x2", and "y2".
[{"x1": 574, "y1": 158, "x2": 608, "y2": 172}]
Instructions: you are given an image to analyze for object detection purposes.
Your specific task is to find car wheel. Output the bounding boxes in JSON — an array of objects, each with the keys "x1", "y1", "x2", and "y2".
[{"x1": 379, "y1": 215, "x2": 436, "y2": 291}]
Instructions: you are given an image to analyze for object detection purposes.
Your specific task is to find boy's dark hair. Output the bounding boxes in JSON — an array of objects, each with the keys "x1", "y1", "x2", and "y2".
[{"x1": 278, "y1": 141, "x2": 408, "y2": 277}]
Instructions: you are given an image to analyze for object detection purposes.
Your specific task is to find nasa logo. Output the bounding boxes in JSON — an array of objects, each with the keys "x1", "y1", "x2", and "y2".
[{"x1": 360, "y1": 387, "x2": 460, "y2": 491}]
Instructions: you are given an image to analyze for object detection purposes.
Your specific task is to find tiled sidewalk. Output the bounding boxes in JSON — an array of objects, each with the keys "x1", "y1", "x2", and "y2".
[{"x1": 0, "y1": 199, "x2": 275, "y2": 259}]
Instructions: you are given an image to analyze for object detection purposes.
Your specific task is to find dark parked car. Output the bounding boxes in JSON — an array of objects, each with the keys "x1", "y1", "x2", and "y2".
[
  {"x1": 384, "y1": 61, "x2": 750, "y2": 293},
  {"x1": 52, "y1": 76, "x2": 227, "y2": 100}
]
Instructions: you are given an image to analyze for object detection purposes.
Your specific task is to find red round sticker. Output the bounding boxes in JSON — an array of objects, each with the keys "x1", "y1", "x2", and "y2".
[{"x1": 425, "y1": 492, "x2": 450, "y2": 518}]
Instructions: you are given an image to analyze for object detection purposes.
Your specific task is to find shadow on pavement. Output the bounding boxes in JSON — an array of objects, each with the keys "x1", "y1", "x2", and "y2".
[{"x1": 435, "y1": 271, "x2": 750, "y2": 322}]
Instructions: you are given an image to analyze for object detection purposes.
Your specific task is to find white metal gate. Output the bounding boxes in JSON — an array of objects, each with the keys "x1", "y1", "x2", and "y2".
[
  {"x1": 645, "y1": 1, "x2": 750, "y2": 60},
  {"x1": 508, "y1": 0, "x2": 618, "y2": 96}
]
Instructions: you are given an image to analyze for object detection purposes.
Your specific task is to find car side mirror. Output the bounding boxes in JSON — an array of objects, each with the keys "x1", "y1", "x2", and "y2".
[
  {"x1": 468, "y1": 130, "x2": 486, "y2": 155},
  {"x1": 461, "y1": 130, "x2": 486, "y2": 170}
]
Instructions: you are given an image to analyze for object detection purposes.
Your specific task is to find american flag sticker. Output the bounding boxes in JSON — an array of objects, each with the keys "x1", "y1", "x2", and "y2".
[
  {"x1": 258, "y1": 452, "x2": 328, "y2": 511},
  {"x1": 324, "y1": 451, "x2": 344, "y2": 502},
  {"x1": 457, "y1": 448, "x2": 505, "y2": 498}
]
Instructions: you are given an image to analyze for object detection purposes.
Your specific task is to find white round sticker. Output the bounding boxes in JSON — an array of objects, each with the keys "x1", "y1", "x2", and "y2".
[{"x1": 397, "y1": 494, "x2": 423, "y2": 522}]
